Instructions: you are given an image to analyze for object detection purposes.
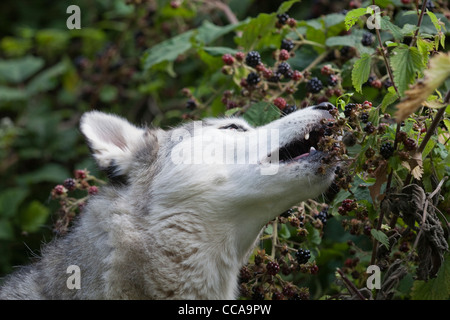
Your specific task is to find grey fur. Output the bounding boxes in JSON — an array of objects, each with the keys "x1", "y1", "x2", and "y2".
[{"x1": 0, "y1": 108, "x2": 336, "y2": 299}]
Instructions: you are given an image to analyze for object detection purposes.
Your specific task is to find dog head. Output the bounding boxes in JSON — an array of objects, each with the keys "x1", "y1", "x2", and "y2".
[{"x1": 80, "y1": 103, "x2": 337, "y2": 229}]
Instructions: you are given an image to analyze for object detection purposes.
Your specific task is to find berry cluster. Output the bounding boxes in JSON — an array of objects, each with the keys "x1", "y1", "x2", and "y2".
[
  {"x1": 239, "y1": 249, "x2": 314, "y2": 300},
  {"x1": 51, "y1": 169, "x2": 103, "y2": 235}
]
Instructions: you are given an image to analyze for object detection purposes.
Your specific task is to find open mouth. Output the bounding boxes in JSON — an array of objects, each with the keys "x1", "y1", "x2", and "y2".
[{"x1": 277, "y1": 127, "x2": 324, "y2": 163}]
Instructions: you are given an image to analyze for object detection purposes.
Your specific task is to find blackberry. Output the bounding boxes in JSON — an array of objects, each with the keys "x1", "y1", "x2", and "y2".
[
  {"x1": 426, "y1": 0, "x2": 435, "y2": 11},
  {"x1": 384, "y1": 79, "x2": 393, "y2": 88},
  {"x1": 277, "y1": 13, "x2": 289, "y2": 25},
  {"x1": 281, "y1": 39, "x2": 294, "y2": 52},
  {"x1": 282, "y1": 104, "x2": 297, "y2": 116},
  {"x1": 404, "y1": 138, "x2": 417, "y2": 151},
  {"x1": 186, "y1": 99, "x2": 197, "y2": 110},
  {"x1": 277, "y1": 62, "x2": 291, "y2": 75},
  {"x1": 361, "y1": 32, "x2": 374, "y2": 46},
  {"x1": 246, "y1": 72, "x2": 261, "y2": 86},
  {"x1": 366, "y1": 75, "x2": 376, "y2": 86},
  {"x1": 251, "y1": 287, "x2": 265, "y2": 300},
  {"x1": 380, "y1": 142, "x2": 394, "y2": 159},
  {"x1": 360, "y1": 112, "x2": 369, "y2": 123},
  {"x1": 268, "y1": 72, "x2": 281, "y2": 83},
  {"x1": 328, "y1": 75, "x2": 338, "y2": 87},
  {"x1": 266, "y1": 261, "x2": 280, "y2": 276},
  {"x1": 306, "y1": 77, "x2": 323, "y2": 94},
  {"x1": 314, "y1": 208, "x2": 329, "y2": 226},
  {"x1": 64, "y1": 178, "x2": 76, "y2": 191},
  {"x1": 280, "y1": 208, "x2": 293, "y2": 218},
  {"x1": 363, "y1": 122, "x2": 376, "y2": 134},
  {"x1": 344, "y1": 103, "x2": 356, "y2": 118},
  {"x1": 296, "y1": 249, "x2": 311, "y2": 264},
  {"x1": 245, "y1": 51, "x2": 261, "y2": 68}
]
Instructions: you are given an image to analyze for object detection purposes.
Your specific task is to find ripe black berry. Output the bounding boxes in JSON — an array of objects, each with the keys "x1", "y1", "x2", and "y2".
[
  {"x1": 426, "y1": 0, "x2": 435, "y2": 11},
  {"x1": 314, "y1": 208, "x2": 329, "y2": 226},
  {"x1": 295, "y1": 249, "x2": 311, "y2": 264},
  {"x1": 281, "y1": 39, "x2": 294, "y2": 52},
  {"x1": 186, "y1": 99, "x2": 197, "y2": 110},
  {"x1": 268, "y1": 72, "x2": 281, "y2": 83},
  {"x1": 328, "y1": 75, "x2": 338, "y2": 87},
  {"x1": 246, "y1": 72, "x2": 260, "y2": 86},
  {"x1": 361, "y1": 32, "x2": 374, "y2": 46},
  {"x1": 380, "y1": 142, "x2": 394, "y2": 159},
  {"x1": 63, "y1": 178, "x2": 76, "y2": 191},
  {"x1": 277, "y1": 13, "x2": 289, "y2": 25},
  {"x1": 266, "y1": 261, "x2": 280, "y2": 276},
  {"x1": 344, "y1": 103, "x2": 356, "y2": 118},
  {"x1": 363, "y1": 122, "x2": 376, "y2": 134},
  {"x1": 280, "y1": 208, "x2": 293, "y2": 218},
  {"x1": 282, "y1": 104, "x2": 297, "y2": 116},
  {"x1": 403, "y1": 138, "x2": 417, "y2": 151},
  {"x1": 306, "y1": 77, "x2": 323, "y2": 94},
  {"x1": 360, "y1": 112, "x2": 369, "y2": 123},
  {"x1": 245, "y1": 51, "x2": 261, "y2": 68},
  {"x1": 277, "y1": 62, "x2": 291, "y2": 75}
]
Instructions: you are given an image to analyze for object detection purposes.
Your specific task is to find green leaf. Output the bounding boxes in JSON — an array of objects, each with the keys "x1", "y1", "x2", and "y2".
[
  {"x1": 371, "y1": 229, "x2": 390, "y2": 249},
  {"x1": 0, "y1": 219, "x2": 14, "y2": 240},
  {"x1": 380, "y1": 16, "x2": 404, "y2": 41},
  {"x1": 243, "y1": 102, "x2": 280, "y2": 127},
  {"x1": 0, "y1": 188, "x2": 29, "y2": 218},
  {"x1": 16, "y1": 163, "x2": 71, "y2": 185},
  {"x1": 411, "y1": 254, "x2": 450, "y2": 300},
  {"x1": 0, "y1": 86, "x2": 27, "y2": 103},
  {"x1": 344, "y1": 8, "x2": 367, "y2": 30},
  {"x1": 19, "y1": 200, "x2": 50, "y2": 233},
  {"x1": 202, "y1": 46, "x2": 238, "y2": 56},
  {"x1": 352, "y1": 53, "x2": 372, "y2": 94},
  {"x1": 196, "y1": 20, "x2": 244, "y2": 45},
  {"x1": 279, "y1": 224, "x2": 291, "y2": 239},
  {"x1": 0, "y1": 56, "x2": 44, "y2": 84},
  {"x1": 427, "y1": 10, "x2": 442, "y2": 33},
  {"x1": 381, "y1": 86, "x2": 399, "y2": 112},
  {"x1": 26, "y1": 60, "x2": 68, "y2": 95},
  {"x1": 141, "y1": 30, "x2": 194, "y2": 71},
  {"x1": 276, "y1": 0, "x2": 300, "y2": 14},
  {"x1": 235, "y1": 13, "x2": 277, "y2": 50},
  {"x1": 390, "y1": 44, "x2": 424, "y2": 96}
]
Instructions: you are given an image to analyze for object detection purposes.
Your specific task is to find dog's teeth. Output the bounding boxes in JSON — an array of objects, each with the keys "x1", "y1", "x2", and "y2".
[
  {"x1": 305, "y1": 132, "x2": 310, "y2": 140},
  {"x1": 310, "y1": 146, "x2": 316, "y2": 151}
]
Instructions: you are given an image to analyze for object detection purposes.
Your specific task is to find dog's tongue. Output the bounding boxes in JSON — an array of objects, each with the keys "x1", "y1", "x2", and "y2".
[{"x1": 293, "y1": 147, "x2": 317, "y2": 161}]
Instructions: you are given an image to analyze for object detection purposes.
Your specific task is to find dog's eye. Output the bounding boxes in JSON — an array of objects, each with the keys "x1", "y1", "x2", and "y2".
[{"x1": 219, "y1": 124, "x2": 247, "y2": 132}]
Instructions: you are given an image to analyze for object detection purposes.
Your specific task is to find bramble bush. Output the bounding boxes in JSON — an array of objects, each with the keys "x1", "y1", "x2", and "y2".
[{"x1": 1, "y1": 0, "x2": 450, "y2": 300}]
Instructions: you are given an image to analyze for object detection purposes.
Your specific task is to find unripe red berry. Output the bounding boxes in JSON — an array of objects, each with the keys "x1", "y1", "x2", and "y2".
[
  {"x1": 88, "y1": 186, "x2": 99, "y2": 195},
  {"x1": 273, "y1": 97, "x2": 287, "y2": 110},
  {"x1": 235, "y1": 52, "x2": 245, "y2": 62},
  {"x1": 279, "y1": 49, "x2": 290, "y2": 61},
  {"x1": 292, "y1": 70, "x2": 302, "y2": 81},
  {"x1": 222, "y1": 54, "x2": 234, "y2": 65}
]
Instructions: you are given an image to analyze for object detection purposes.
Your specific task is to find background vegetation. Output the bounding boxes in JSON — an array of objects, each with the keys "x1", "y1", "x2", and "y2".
[{"x1": 0, "y1": 0, "x2": 449, "y2": 299}]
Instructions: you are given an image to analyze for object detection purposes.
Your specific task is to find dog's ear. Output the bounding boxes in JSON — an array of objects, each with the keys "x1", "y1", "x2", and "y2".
[{"x1": 80, "y1": 111, "x2": 147, "y2": 178}]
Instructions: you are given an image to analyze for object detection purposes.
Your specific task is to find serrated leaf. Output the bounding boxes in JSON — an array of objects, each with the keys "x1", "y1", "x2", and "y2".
[
  {"x1": 390, "y1": 44, "x2": 425, "y2": 96},
  {"x1": 380, "y1": 16, "x2": 404, "y2": 41},
  {"x1": 352, "y1": 53, "x2": 371, "y2": 94},
  {"x1": 381, "y1": 86, "x2": 399, "y2": 112},
  {"x1": 371, "y1": 229, "x2": 390, "y2": 249},
  {"x1": 19, "y1": 200, "x2": 50, "y2": 233},
  {"x1": 276, "y1": 0, "x2": 300, "y2": 14},
  {"x1": 243, "y1": 102, "x2": 280, "y2": 127},
  {"x1": 0, "y1": 55, "x2": 44, "y2": 84},
  {"x1": 235, "y1": 13, "x2": 277, "y2": 50},
  {"x1": 395, "y1": 52, "x2": 450, "y2": 121},
  {"x1": 141, "y1": 30, "x2": 194, "y2": 70},
  {"x1": 344, "y1": 8, "x2": 367, "y2": 30},
  {"x1": 411, "y1": 253, "x2": 450, "y2": 300}
]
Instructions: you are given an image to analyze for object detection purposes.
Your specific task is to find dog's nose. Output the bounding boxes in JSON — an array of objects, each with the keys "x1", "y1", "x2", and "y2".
[{"x1": 314, "y1": 102, "x2": 336, "y2": 111}]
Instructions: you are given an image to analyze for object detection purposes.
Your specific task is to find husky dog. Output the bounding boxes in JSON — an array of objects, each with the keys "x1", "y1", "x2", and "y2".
[{"x1": 0, "y1": 102, "x2": 337, "y2": 299}]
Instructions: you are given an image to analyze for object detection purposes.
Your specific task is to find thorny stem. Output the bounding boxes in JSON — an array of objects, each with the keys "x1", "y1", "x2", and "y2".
[
  {"x1": 336, "y1": 268, "x2": 367, "y2": 300},
  {"x1": 370, "y1": 0, "x2": 436, "y2": 267},
  {"x1": 371, "y1": 0, "x2": 399, "y2": 97},
  {"x1": 410, "y1": 0, "x2": 429, "y2": 48}
]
